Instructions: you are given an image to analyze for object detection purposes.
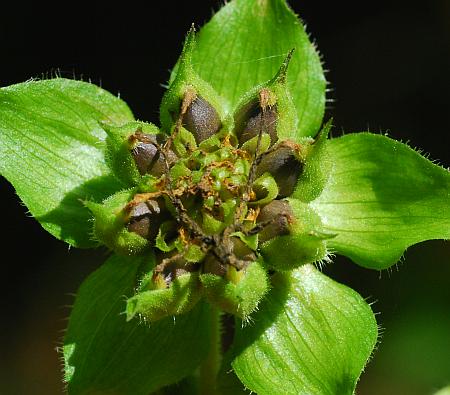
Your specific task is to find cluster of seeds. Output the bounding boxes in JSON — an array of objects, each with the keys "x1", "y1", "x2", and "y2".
[
  {"x1": 89, "y1": 29, "x2": 330, "y2": 322},
  {"x1": 126, "y1": 88, "x2": 298, "y2": 276}
]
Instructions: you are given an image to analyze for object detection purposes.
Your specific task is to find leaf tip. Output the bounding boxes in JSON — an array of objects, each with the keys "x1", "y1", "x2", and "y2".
[
  {"x1": 125, "y1": 297, "x2": 138, "y2": 322},
  {"x1": 273, "y1": 48, "x2": 295, "y2": 84}
]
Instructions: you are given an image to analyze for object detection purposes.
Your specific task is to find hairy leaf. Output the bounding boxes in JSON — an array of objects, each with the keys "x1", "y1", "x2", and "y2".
[
  {"x1": 232, "y1": 265, "x2": 377, "y2": 395},
  {"x1": 184, "y1": 0, "x2": 326, "y2": 137},
  {"x1": 311, "y1": 133, "x2": 450, "y2": 269},
  {"x1": 64, "y1": 254, "x2": 211, "y2": 395},
  {"x1": 217, "y1": 350, "x2": 250, "y2": 395},
  {"x1": 0, "y1": 78, "x2": 133, "y2": 247}
]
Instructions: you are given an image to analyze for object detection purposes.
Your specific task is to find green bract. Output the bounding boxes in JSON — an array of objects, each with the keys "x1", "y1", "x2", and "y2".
[
  {"x1": 233, "y1": 50, "x2": 298, "y2": 145},
  {"x1": 160, "y1": 28, "x2": 228, "y2": 142},
  {"x1": 104, "y1": 120, "x2": 162, "y2": 186},
  {"x1": 1, "y1": 0, "x2": 449, "y2": 394},
  {"x1": 260, "y1": 200, "x2": 331, "y2": 270},
  {"x1": 126, "y1": 271, "x2": 202, "y2": 322},
  {"x1": 200, "y1": 258, "x2": 269, "y2": 321},
  {"x1": 85, "y1": 189, "x2": 150, "y2": 255}
]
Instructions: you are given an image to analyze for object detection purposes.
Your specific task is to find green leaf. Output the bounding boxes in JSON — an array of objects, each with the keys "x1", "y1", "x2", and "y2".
[
  {"x1": 0, "y1": 78, "x2": 134, "y2": 247},
  {"x1": 293, "y1": 118, "x2": 332, "y2": 202},
  {"x1": 186, "y1": 0, "x2": 326, "y2": 137},
  {"x1": 232, "y1": 265, "x2": 377, "y2": 395},
  {"x1": 311, "y1": 133, "x2": 450, "y2": 269},
  {"x1": 153, "y1": 377, "x2": 199, "y2": 395},
  {"x1": 434, "y1": 387, "x2": 450, "y2": 395},
  {"x1": 64, "y1": 254, "x2": 211, "y2": 395},
  {"x1": 217, "y1": 350, "x2": 250, "y2": 395}
]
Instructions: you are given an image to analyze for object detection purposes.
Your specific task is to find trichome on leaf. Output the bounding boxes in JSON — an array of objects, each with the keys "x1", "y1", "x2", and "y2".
[{"x1": 0, "y1": 0, "x2": 449, "y2": 394}]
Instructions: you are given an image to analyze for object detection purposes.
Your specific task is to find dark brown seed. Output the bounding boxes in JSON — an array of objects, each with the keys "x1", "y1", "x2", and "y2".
[
  {"x1": 256, "y1": 200, "x2": 293, "y2": 242},
  {"x1": 149, "y1": 149, "x2": 177, "y2": 178},
  {"x1": 182, "y1": 96, "x2": 221, "y2": 143},
  {"x1": 132, "y1": 141, "x2": 158, "y2": 174},
  {"x1": 235, "y1": 101, "x2": 278, "y2": 147},
  {"x1": 127, "y1": 200, "x2": 167, "y2": 242},
  {"x1": 128, "y1": 216, "x2": 151, "y2": 239},
  {"x1": 256, "y1": 145, "x2": 302, "y2": 197},
  {"x1": 131, "y1": 133, "x2": 177, "y2": 177}
]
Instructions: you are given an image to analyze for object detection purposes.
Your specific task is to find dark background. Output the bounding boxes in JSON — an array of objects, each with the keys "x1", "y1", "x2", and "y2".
[{"x1": 1, "y1": 1, "x2": 449, "y2": 394}]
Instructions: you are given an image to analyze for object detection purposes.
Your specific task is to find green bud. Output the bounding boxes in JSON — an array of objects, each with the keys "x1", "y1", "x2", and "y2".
[
  {"x1": 259, "y1": 200, "x2": 334, "y2": 270},
  {"x1": 126, "y1": 271, "x2": 202, "y2": 322},
  {"x1": 155, "y1": 220, "x2": 180, "y2": 252},
  {"x1": 233, "y1": 50, "x2": 298, "y2": 146},
  {"x1": 171, "y1": 127, "x2": 197, "y2": 157},
  {"x1": 200, "y1": 259, "x2": 269, "y2": 321},
  {"x1": 183, "y1": 244, "x2": 206, "y2": 263},
  {"x1": 85, "y1": 189, "x2": 149, "y2": 255},
  {"x1": 256, "y1": 142, "x2": 303, "y2": 198},
  {"x1": 202, "y1": 211, "x2": 226, "y2": 235},
  {"x1": 103, "y1": 121, "x2": 162, "y2": 186},
  {"x1": 169, "y1": 159, "x2": 191, "y2": 180},
  {"x1": 292, "y1": 119, "x2": 332, "y2": 202},
  {"x1": 160, "y1": 27, "x2": 227, "y2": 143}
]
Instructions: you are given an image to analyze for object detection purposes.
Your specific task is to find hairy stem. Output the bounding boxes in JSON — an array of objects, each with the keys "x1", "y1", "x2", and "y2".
[{"x1": 199, "y1": 307, "x2": 221, "y2": 395}]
